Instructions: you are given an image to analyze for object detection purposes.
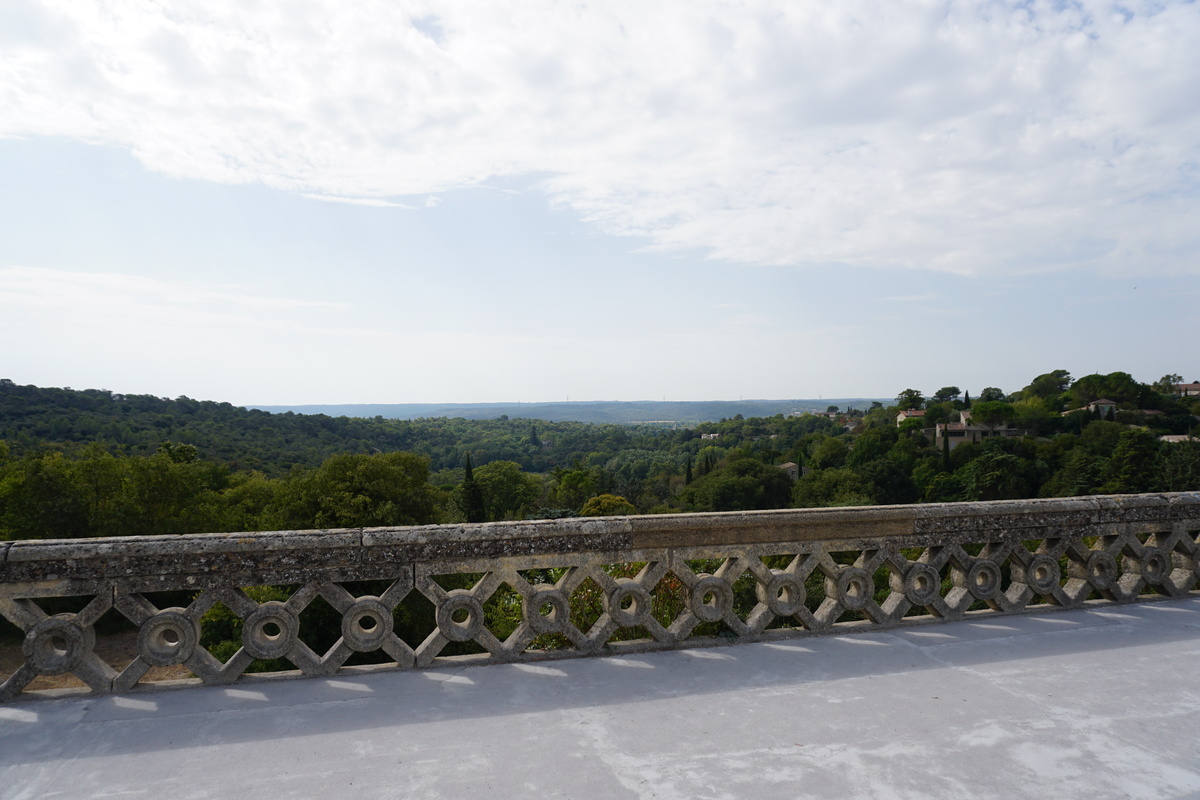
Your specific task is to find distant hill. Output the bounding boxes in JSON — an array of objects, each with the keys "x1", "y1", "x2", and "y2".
[
  {"x1": 247, "y1": 399, "x2": 890, "y2": 425},
  {"x1": 0, "y1": 380, "x2": 892, "y2": 478}
]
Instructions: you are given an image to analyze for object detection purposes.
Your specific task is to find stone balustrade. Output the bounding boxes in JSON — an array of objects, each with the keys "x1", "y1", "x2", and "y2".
[{"x1": 3, "y1": 492, "x2": 1199, "y2": 701}]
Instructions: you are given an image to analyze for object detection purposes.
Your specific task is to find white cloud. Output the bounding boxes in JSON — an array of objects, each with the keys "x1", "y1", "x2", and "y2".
[
  {"x1": 2, "y1": 0, "x2": 1198, "y2": 277},
  {"x1": 0, "y1": 266, "x2": 350, "y2": 314},
  {"x1": 301, "y1": 193, "x2": 414, "y2": 208}
]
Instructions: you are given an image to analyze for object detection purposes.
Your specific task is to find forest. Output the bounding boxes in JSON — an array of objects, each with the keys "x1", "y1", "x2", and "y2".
[{"x1": 2, "y1": 370, "x2": 1199, "y2": 542}]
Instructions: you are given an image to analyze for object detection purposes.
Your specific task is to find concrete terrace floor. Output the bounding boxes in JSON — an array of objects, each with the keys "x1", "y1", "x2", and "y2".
[{"x1": 2, "y1": 599, "x2": 1200, "y2": 800}]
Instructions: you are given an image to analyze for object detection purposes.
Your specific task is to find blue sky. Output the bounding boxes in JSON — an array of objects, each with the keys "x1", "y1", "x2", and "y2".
[{"x1": 2, "y1": 1, "x2": 1198, "y2": 405}]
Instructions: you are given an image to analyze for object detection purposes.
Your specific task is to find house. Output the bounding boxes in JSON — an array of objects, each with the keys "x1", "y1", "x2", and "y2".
[
  {"x1": 933, "y1": 422, "x2": 1025, "y2": 451},
  {"x1": 1173, "y1": 382, "x2": 1200, "y2": 398},
  {"x1": 896, "y1": 409, "x2": 926, "y2": 425},
  {"x1": 1064, "y1": 398, "x2": 1119, "y2": 417},
  {"x1": 777, "y1": 462, "x2": 799, "y2": 480},
  {"x1": 1158, "y1": 434, "x2": 1199, "y2": 443},
  {"x1": 700, "y1": 433, "x2": 721, "y2": 440}
]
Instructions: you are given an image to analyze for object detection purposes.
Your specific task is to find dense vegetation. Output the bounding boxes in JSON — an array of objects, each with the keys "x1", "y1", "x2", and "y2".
[
  {"x1": 2, "y1": 370, "x2": 1199, "y2": 542},
  {"x1": 248, "y1": 398, "x2": 879, "y2": 425},
  {"x1": 0, "y1": 379, "x2": 679, "y2": 475}
]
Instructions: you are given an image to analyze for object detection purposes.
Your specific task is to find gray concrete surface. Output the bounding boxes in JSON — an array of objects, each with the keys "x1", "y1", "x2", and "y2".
[{"x1": 3, "y1": 599, "x2": 1199, "y2": 800}]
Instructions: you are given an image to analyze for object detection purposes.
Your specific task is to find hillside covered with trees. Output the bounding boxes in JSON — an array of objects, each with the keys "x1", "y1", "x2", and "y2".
[
  {"x1": 1, "y1": 370, "x2": 1198, "y2": 542},
  {"x1": 247, "y1": 398, "x2": 886, "y2": 425}
]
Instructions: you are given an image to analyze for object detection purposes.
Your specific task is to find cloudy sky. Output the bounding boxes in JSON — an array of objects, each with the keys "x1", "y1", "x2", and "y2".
[{"x1": 2, "y1": 0, "x2": 1198, "y2": 406}]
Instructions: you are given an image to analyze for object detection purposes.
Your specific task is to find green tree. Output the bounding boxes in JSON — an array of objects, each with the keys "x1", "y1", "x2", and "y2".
[
  {"x1": 1158, "y1": 441, "x2": 1200, "y2": 492},
  {"x1": 959, "y1": 448, "x2": 1031, "y2": 500},
  {"x1": 808, "y1": 437, "x2": 849, "y2": 470},
  {"x1": 922, "y1": 401, "x2": 954, "y2": 427},
  {"x1": 932, "y1": 386, "x2": 961, "y2": 404},
  {"x1": 157, "y1": 440, "x2": 199, "y2": 463},
  {"x1": 551, "y1": 465, "x2": 597, "y2": 512},
  {"x1": 1069, "y1": 372, "x2": 1145, "y2": 408},
  {"x1": 1078, "y1": 420, "x2": 1126, "y2": 456},
  {"x1": 969, "y1": 401, "x2": 1014, "y2": 433},
  {"x1": 208, "y1": 471, "x2": 282, "y2": 532},
  {"x1": 846, "y1": 428, "x2": 897, "y2": 467},
  {"x1": 474, "y1": 460, "x2": 540, "y2": 521},
  {"x1": 696, "y1": 446, "x2": 724, "y2": 477},
  {"x1": 579, "y1": 494, "x2": 638, "y2": 516},
  {"x1": 121, "y1": 451, "x2": 226, "y2": 536},
  {"x1": 1153, "y1": 374, "x2": 1184, "y2": 395},
  {"x1": 793, "y1": 467, "x2": 873, "y2": 508},
  {"x1": 923, "y1": 471, "x2": 966, "y2": 502},
  {"x1": 1100, "y1": 429, "x2": 1159, "y2": 494},
  {"x1": 978, "y1": 387, "x2": 1006, "y2": 402},
  {"x1": 1011, "y1": 397, "x2": 1055, "y2": 437},
  {"x1": 681, "y1": 458, "x2": 793, "y2": 512},
  {"x1": 1040, "y1": 448, "x2": 1105, "y2": 497},
  {"x1": 896, "y1": 389, "x2": 924, "y2": 410},
  {"x1": 455, "y1": 453, "x2": 487, "y2": 523},
  {"x1": 269, "y1": 451, "x2": 440, "y2": 530},
  {"x1": 1021, "y1": 370, "x2": 1072, "y2": 403},
  {"x1": 0, "y1": 451, "x2": 90, "y2": 539},
  {"x1": 856, "y1": 459, "x2": 919, "y2": 505}
]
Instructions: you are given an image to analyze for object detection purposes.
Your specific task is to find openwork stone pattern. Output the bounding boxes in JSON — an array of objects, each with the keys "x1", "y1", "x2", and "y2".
[{"x1": 2, "y1": 493, "x2": 1198, "y2": 701}]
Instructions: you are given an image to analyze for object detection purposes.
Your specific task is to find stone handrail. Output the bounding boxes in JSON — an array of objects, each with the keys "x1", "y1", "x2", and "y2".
[{"x1": 2, "y1": 493, "x2": 1199, "y2": 701}]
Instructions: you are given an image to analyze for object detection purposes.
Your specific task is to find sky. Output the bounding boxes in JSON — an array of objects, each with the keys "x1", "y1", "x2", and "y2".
[{"x1": 2, "y1": 0, "x2": 1198, "y2": 406}]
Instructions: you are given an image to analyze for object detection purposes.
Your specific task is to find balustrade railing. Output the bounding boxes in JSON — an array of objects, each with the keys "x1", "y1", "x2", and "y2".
[{"x1": 2, "y1": 493, "x2": 1198, "y2": 701}]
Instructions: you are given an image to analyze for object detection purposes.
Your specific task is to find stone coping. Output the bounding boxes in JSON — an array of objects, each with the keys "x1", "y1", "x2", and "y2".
[{"x1": 5, "y1": 492, "x2": 1198, "y2": 564}]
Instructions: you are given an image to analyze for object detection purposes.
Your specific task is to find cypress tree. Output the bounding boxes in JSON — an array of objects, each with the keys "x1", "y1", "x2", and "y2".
[
  {"x1": 963, "y1": 390, "x2": 971, "y2": 409},
  {"x1": 685, "y1": 456, "x2": 694, "y2": 485},
  {"x1": 458, "y1": 453, "x2": 486, "y2": 523}
]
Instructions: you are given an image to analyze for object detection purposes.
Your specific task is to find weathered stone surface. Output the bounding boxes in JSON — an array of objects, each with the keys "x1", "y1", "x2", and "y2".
[
  {"x1": 3, "y1": 493, "x2": 1199, "y2": 702},
  {"x1": 630, "y1": 505, "x2": 917, "y2": 548}
]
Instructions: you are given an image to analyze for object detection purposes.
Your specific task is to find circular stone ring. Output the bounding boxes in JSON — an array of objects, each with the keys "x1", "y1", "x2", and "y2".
[
  {"x1": 242, "y1": 601, "x2": 300, "y2": 661},
  {"x1": 436, "y1": 590, "x2": 486, "y2": 643},
  {"x1": 967, "y1": 560, "x2": 1002, "y2": 600},
  {"x1": 903, "y1": 563, "x2": 941, "y2": 606},
  {"x1": 689, "y1": 575, "x2": 733, "y2": 624},
  {"x1": 757, "y1": 571, "x2": 806, "y2": 617},
  {"x1": 1086, "y1": 551, "x2": 1119, "y2": 590},
  {"x1": 523, "y1": 585, "x2": 570, "y2": 636},
  {"x1": 834, "y1": 567, "x2": 873, "y2": 612},
  {"x1": 23, "y1": 614, "x2": 94, "y2": 676},
  {"x1": 341, "y1": 597, "x2": 394, "y2": 652},
  {"x1": 1139, "y1": 547, "x2": 1170, "y2": 585},
  {"x1": 138, "y1": 608, "x2": 199, "y2": 667},
  {"x1": 1026, "y1": 554, "x2": 1061, "y2": 595},
  {"x1": 605, "y1": 579, "x2": 652, "y2": 628}
]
